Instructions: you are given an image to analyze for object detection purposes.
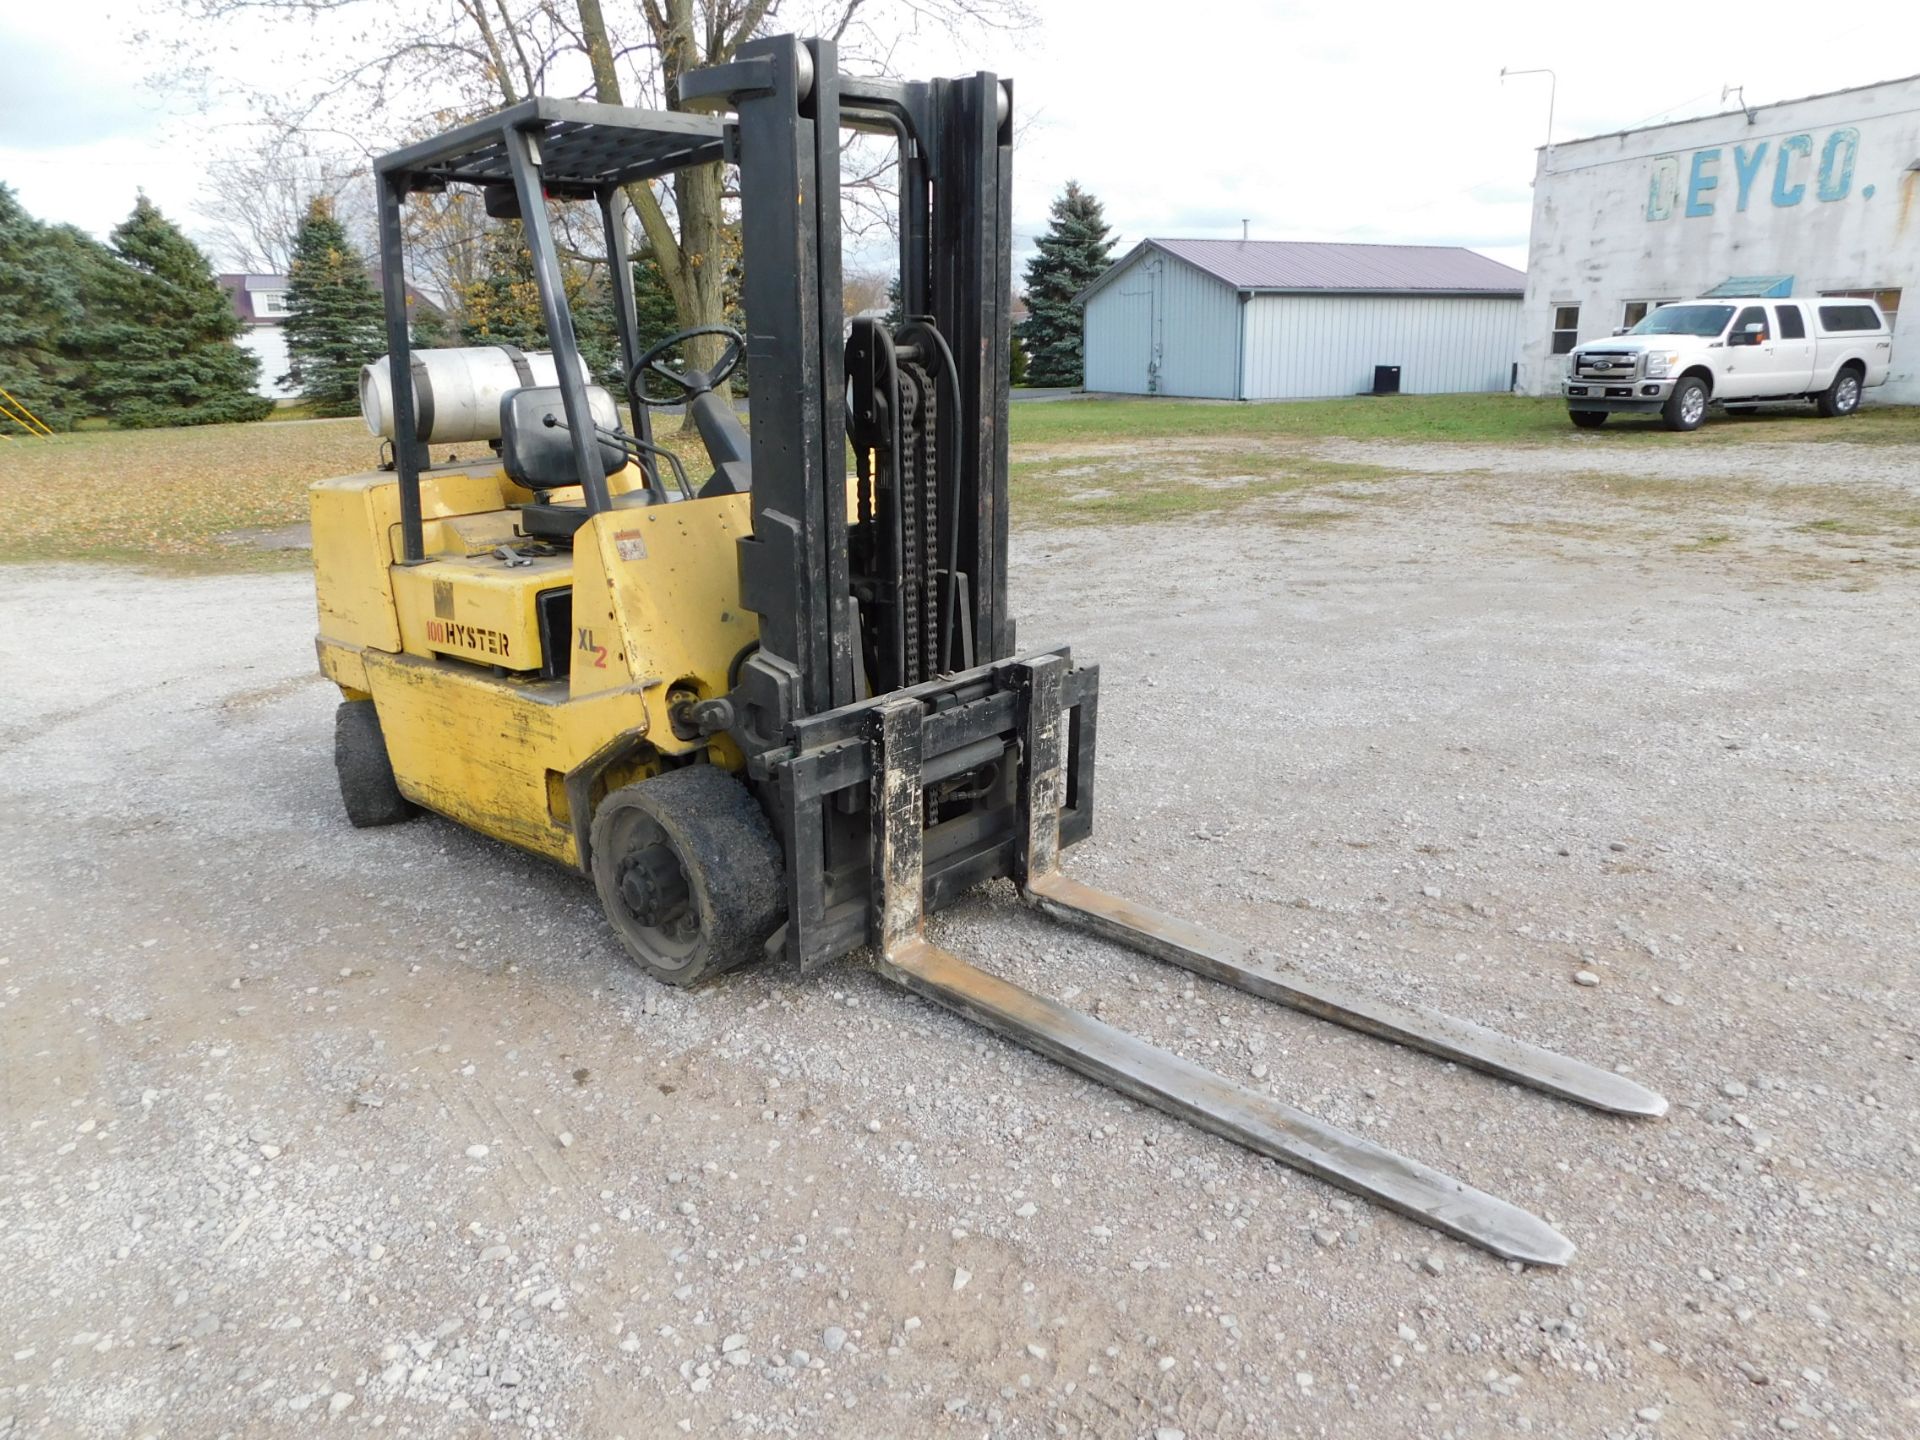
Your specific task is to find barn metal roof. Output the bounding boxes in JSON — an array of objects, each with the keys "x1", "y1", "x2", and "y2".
[{"x1": 1076, "y1": 239, "x2": 1526, "y2": 304}]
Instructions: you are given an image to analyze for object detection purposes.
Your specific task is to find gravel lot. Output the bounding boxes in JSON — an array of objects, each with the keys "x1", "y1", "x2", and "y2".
[{"x1": 2, "y1": 436, "x2": 1917, "y2": 1439}]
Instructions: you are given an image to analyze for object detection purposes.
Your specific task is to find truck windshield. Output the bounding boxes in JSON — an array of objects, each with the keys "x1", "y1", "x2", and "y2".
[{"x1": 1628, "y1": 304, "x2": 1735, "y2": 337}]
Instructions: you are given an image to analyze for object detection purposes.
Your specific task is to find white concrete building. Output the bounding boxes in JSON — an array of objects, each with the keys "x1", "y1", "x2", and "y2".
[
  {"x1": 1077, "y1": 239, "x2": 1525, "y2": 400},
  {"x1": 1517, "y1": 75, "x2": 1919, "y2": 402}
]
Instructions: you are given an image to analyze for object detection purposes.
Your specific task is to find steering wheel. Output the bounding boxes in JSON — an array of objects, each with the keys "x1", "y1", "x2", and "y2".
[{"x1": 628, "y1": 324, "x2": 745, "y2": 407}]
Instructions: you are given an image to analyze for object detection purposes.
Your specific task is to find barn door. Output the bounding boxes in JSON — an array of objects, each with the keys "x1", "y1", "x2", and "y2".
[{"x1": 1102, "y1": 276, "x2": 1153, "y2": 395}]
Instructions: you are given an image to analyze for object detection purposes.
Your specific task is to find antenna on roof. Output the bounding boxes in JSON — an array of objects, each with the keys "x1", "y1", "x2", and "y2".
[
  {"x1": 1722, "y1": 84, "x2": 1757, "y2": 125},
  {"x1": 1500, "y1": 66, "x2": 1558, "y2": 176}
]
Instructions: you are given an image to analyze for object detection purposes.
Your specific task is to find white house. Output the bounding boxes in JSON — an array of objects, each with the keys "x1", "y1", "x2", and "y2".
[
  {"x1": 218, "y1": 273, "x2": 298, "y2": 400},
  {"x1": 1516, "y1": 74, "x2": 1917, "y2": 402},
  {"x1": 1075, "y1": 238, "x2": 1526, "y2": 400}
]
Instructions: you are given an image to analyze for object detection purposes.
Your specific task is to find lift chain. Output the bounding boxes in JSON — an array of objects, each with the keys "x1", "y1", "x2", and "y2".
[
  {"x1": 896, "y1": 367, "x2": 923, "y2": 686},
  {"x1": 910, "y1": 358, "x2": 941, "y2": 677}
]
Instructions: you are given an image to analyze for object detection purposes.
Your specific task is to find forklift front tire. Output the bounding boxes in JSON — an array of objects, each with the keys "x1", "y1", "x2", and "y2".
[
  {"x1": 590, "y1": 765, "x2": 786, "y2": 987},
  {"x1": 334, "y1": 700, "x2": 421, "y2": 828}
]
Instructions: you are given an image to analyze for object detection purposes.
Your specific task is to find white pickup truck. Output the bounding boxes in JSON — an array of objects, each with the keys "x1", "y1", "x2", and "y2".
[{"x1": 1563, "y1": 298, "x2": 1892, "y2": 431}]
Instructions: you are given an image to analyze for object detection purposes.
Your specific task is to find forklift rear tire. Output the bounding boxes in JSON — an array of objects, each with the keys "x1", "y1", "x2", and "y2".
[
  {"x1": 334, "y1": 700, "x2": 420, "y2": 828},
  {"x1": 590, "y1": 765, "x2": 786, "y2": 987}
]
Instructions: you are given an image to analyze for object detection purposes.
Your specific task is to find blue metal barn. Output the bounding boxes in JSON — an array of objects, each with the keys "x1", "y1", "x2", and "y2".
[{"x1": 1076, "y1": 239, "x2": 1526, "y2": 400}]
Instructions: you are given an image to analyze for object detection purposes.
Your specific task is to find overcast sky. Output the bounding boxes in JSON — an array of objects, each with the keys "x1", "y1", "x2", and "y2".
[{"x1": 7, "y1": 0, "x2": 1920, "y2": 279}]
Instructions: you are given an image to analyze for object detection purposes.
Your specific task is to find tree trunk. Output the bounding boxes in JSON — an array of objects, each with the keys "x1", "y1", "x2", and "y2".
[{"x1": 575, "y1": 0, "x2": 735, "y2": 405}]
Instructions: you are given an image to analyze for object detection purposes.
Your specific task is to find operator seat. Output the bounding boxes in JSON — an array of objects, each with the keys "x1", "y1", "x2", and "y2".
[{"x1": 499, "y1": 384, "x2": 635, "y2": 540}]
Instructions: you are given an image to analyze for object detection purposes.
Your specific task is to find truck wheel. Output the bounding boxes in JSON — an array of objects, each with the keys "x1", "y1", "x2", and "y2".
[
  {"x1": 1569, "y1": 410, "x2": 1607, "y2": 429},
  {"x1": 591, "y1": 765, "x2": 786, "y2": 987},
  {"x1": 1661, "y1": 377, "x2": 1709, "y2": 432},
  {"x1": 334, "y1": 700, "x2": 420, "y2": 828},
  {"x1": 1816, "y1": 366, "x2": 1862, "y2": 418}
]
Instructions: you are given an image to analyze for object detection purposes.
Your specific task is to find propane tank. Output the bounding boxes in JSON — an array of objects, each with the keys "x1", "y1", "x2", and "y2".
[{"x1": 358, "y1": 346, "x2": 617, "y2": 444}]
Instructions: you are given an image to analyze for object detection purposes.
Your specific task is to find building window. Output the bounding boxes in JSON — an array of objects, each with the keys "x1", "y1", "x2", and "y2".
[
  {"x1": 1621, "y1": 298, "x2": 1679, "y2": 330},
  {"x1": 1550, "y1": 304, "x2": 1580, "y2": 355},
  {"x1": 1775, "y1": 304, "x2": 1806, "y2": 340},
  {"x1": 1820, "y1": 287, "x2": 1900, "y2": 329},
  {"x1": 256, "y1": 291, "x2": 292, "y2": 317}
]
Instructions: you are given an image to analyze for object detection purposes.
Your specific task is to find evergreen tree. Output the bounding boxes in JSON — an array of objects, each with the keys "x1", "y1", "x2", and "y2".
[
  {"x1": 0, "y1": 184, "x2": 98, "y2": 431},
  {"x1": 75, "y1": 196, "x2": 271, "y2": 427},
  {"x1": 408, "y1": 296, "x2": 450, "y2": 349},
  {"x1": 628, "y1": 244, "x2": 685, "y2": 380},
  {"x1": 571, "y1": 290, "x2": 622, "y2": 389},
  {"x1": 1017, "y1": 181, "x2": 1114, "y2": 388},
  {"x1": 281, "y1": 198, "x2": 385, "y2": 415},
  {"x1": 883, "y1": 275, "x2": 904, "y2": 329}
]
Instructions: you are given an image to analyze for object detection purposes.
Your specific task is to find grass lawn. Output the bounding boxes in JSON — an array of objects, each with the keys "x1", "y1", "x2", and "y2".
[
  {"x1": 0, "y1": 422, "x2": 385, "y2": 570},
  {"x1": 0, "y1": 419, "x2": 711, "y2": 570},
  {"x1": 1012, "y1": 392, "x2": 1920, "y2": 447},
  {"x1": 4, "y1": 394, "x2": 1915, "y2": 570}
]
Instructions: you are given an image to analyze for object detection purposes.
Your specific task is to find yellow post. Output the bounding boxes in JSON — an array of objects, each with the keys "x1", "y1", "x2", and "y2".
[
  {"x1": 0, "y1": 388, "x2": 54, "y2": 438},
  {"x1": 0, "y1": 397, "x2": 43, "y2": 437}
]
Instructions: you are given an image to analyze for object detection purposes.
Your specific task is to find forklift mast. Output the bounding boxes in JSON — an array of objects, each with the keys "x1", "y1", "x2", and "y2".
[
  {"x1": 679, "y1": 37, "x2": 1076, "y2": 979},
  {"x1": 682, "y1": 35, "x2": 1015, "y2": 749}
]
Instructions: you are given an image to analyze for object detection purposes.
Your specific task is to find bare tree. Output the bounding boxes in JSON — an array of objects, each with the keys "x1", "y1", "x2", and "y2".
[
  {"x1": 155, "y1": 0, "x2": 1034, "y2": 385},
  {"x1": 842, "y1": 265, "x2": 890, "y2": 318},
  {"x1": 399, "y1": 186, "x2": 493, "y2": 326},
  {"x1": 197, "y1": 137, "x2": 372, "y2": 273}
]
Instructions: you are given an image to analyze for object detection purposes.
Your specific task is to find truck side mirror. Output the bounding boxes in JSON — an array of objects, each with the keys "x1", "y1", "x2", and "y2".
[{"x1": 1612, "y1": 326, "x2": 1631, "y2": 336}]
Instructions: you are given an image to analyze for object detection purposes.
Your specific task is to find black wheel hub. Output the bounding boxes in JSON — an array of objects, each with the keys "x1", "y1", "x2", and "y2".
[{"x1": 617, "y1": 844, "x2": 692, "y2": 927}]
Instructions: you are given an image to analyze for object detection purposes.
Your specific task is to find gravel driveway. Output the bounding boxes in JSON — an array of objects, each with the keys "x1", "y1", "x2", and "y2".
[{"x1": 2, "y1": 438, "x2": 1916, "y2": 1438}]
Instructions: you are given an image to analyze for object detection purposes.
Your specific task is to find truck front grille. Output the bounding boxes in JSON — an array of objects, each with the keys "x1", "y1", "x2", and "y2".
[{"x1": 1573, "y1": 351, "x2": 1639, "y2": 380}]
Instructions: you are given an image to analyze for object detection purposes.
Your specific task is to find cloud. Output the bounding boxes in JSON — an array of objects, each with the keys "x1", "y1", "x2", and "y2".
[
  {"x1": 0, "y1": 18, "x2": 163, "y2": 149},
  {"x1": 1154, "y1": 202, "x2": 1267, "y2": 234}
]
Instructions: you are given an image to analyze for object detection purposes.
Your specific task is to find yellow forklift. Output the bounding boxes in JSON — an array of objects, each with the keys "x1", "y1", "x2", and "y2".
[{"x1": 313, "y1": 35, "x2": 1664, "y2": 1267}]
